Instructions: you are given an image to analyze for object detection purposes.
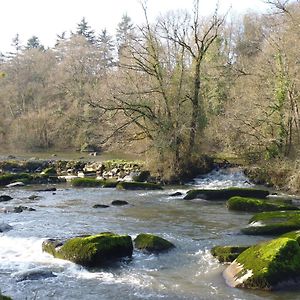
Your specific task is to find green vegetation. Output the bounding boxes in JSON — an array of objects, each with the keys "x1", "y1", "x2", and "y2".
[
  {"x1": 1, "y1": 2, "x2": 300, "y2": 185},
  {"x1": 227, "y1": 196, "x2": 298, "y2": 212},
  {"x1": 241, "y1": 210, "x2": 300, "y2": 235},
  {"x1": 225, "y1": 237, "x2": 300, "y2": 290},
  {"x1": 184, "y1": 187, "x2": 269, "y2": 201},
  {"x1": 211, "y1": 245, "x2": 250, "y2": 263},
  {"x1": 42, "y1": 232, "x2": 133, "y2": 267},
  {"x1": 0, "y1": 172, "x2": 63, "y2": 186},
  {"x1": 71, "y1": 178, "x2": 118, "y2": 188},
  {"x1": 0, "y1": 173, "x2": 32, "y2": 186},
  {"x1": 134, "y1": 233, "x2": 175, "y2": 253},
  {"x1": 116, "y1": 181, "x2": 162, "y2": 190},
  {"x1": 280, "y1": 230, "x2": 300, "y2": 245}
]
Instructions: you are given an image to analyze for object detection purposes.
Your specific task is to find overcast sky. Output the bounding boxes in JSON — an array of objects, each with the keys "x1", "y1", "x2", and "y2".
[{"x1": 1, "y1": 0, "x2": 269, "y2": 53}]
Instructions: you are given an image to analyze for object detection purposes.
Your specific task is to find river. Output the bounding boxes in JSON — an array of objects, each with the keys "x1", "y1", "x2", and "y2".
[{"x1": 0, "y1": 168, "x2": 299, "y2": 300}]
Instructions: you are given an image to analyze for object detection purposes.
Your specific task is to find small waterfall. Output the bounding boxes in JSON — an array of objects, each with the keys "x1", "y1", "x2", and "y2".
[{"x1": 191, "y1": 168, "x2": 252, "y2": 189}]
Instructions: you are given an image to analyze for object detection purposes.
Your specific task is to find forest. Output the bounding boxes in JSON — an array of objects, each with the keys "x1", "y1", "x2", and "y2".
[{"x1": 0, "y1": 0, "x2": 300, "y2": 189}]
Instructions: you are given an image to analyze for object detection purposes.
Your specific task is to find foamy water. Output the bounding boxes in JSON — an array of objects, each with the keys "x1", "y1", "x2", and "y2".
[{"x1": 0, "y1": 168, "x2": 298, "y2": 300}]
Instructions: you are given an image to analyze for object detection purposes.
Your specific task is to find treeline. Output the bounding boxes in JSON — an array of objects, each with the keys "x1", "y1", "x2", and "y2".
[{"x1": 0, "y1": 0, "x2": 300, "y2": 182}]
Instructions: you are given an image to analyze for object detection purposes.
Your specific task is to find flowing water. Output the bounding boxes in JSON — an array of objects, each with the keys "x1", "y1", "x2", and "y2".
[{"x1": 0, "y1": 168, "x2": 299, "y2": 300}]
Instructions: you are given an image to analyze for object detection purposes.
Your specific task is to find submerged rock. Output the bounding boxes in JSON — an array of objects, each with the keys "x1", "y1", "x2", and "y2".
[
  {"x1": 184, "y1": 187, "x2": 269, "y2": 201},
  {"x1": 35, "y1": 187, "x2": 57, "y2": 192},
  {"x1": 211, "y1": 245, "x2": 250, "y2": 263},
  {"x1": 15, "y1": 269, "x2": 57, "y2": 282},
  {"x1": 134, "y1": 233, "x2": 175, "y2": 253},
  {"x1": 227, "y1": 196, "x2": 298, "y2": 212},
  {"x1": 42, "y1": 232, "x2": 133, "y2": 267},
  {"x1": 0, "y1": 195, "x2": 13, "y2": 202},
  {"x1": 241, "y1": 210, "x2": 300, "y2": 235},
  {"x1": 13, "y1": 206, "x2": 36, "y2": 213},
  {"x1": 111, "y1": 200, "x2": 128, "y2": 206},
  {"x1": 116, "y1": 181, "x2": 162, "y2": 190},
  {"x1": 0, "y1": 223, "x2": 13, "y2": 232},
  {"x1": 223, "y1": 237, "x2": 300, "y2": 290},
  {"x1": 169, "y1": 192, "x2": 183, "y2": 197},
  {"x1": 28, "y1": 194, "x2": 40, "y2": 200},
  {"x1": 93, "y1": 204, "x2": 110, "y2": 208}
]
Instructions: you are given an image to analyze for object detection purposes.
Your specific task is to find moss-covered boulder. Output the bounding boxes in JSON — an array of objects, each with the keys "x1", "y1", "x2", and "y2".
[
  {"x1": 227, "y1": 196, "x2": 298, "y2": 212},
  {"x1": 223, "y1": 237, "x2": 300, "y2": 290},
  {"x1": 241, "y1": 210, "x2": 300, "y2": 235},
  {"x1": 42, "y1": 232, "x2": 133, "y2": 267},
  {"x1": 211, "y1": 245, "x2": 250, "y2": 263},
  {"x1": 71, "y1": 178, "x2": 118, "y2": 188},
  {"x1": 0, "y1": 173, "x2": 32, "y2": 186},
  {"x1": 280, "y1": 230, "x2": 300, "y2": 245},
  {"x1": 184, "y1": 187, "x2": 269, "y2": 201},
  {"x1": 0, "y1": 172, "x2": 63, "y2": 186},
  {"x1": 116, "y1": 181, "x2": 162, "y2": 190},
  {"x1": 134, "y1": 233, "x2": 175, "y2": 253}
]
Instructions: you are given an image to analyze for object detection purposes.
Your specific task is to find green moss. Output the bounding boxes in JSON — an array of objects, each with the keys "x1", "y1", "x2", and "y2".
[
  {"x1": 280, "y1": 230, "x2": 300, "y2": 245},
  {"x1": 227, "y1": 196, "x2": 298, "y2": 212},
  {"x1": 0, "y1": 160, "x2": 48, "y2": 173},
  {"x1": 231, "y1": 237, "x2": 300, "y2": 289},
  {"x1": 43, "y1": 233, "x2": 133, "y2": 267},
  {"x1": 241, "y1": 210, "x2": 300, "y2": 235},
  {"x1": 71, "y1": 178, "x2": 118, "y2": 188},
  {"x1": 134, "y1": 233, "x2": 175, "y2": 253},
  {"x1": 0, "y1": 173, "x2": 32, "y2": 186},
  {"x1": 211, "y1": 245, "x2": 250, "y2": 263},
  {"x1": 116, "y1": 181, "x2": 162, "y2": 190},
  {"x1": 184, "y1": 187, "x2": 269, "y2": 200}
]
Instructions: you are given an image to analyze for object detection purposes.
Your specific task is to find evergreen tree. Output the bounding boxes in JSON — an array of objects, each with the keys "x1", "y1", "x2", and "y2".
[
  {"x1": 97, "y1": 29, "x2": 115, "y2": 68},
  {"x1": 26, "y1": 36, "x2": 44, "y2": 51},
  {"x1": 116, "y1": 14, "x2": 135, "y2": 60},
  {"x1": 76, "y1": 17, "x2": 95, "y2": 44}
]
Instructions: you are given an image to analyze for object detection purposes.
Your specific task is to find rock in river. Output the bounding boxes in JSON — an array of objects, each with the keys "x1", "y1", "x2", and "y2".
[
  {"x1": 211, "y1": 245, "x2": 250, "y2": 263},
  {"x1": 111, "y1": 200, "x2": 128, "y2": 206},
  {"x1": 184, "y1": 187, "x2": 269, "y2": 201},
  {"x1": 227, "y1": 196, "x2": 299, "y2": 212},
  {"x1": 0, "y1": 195, "x2": 13, "y2": 202},
  {"x1": 223, "y1": 237, "x2": 300, "y2": 290},
  {"x1": 0, "y1": 223, "x2": 13, "y2": 232},
  {"x1": 241, "y1": 210, "x2": 300, "y2": 235},
  {"x1": 93, "y1": 204, "x2": 110, "y2": 208},
  {"x1": 42, "y1": 232, "x2": 133, "y2": 267},
  {"x1": 134, "y1": 233, "x2": 175, "y2": 253}
]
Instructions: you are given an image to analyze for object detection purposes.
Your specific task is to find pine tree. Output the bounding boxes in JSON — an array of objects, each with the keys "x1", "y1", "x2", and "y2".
[
  {"x1": 76, "y1": 17, "x2": 95, "y2": 44},
  {"x1": 97, "y1": 29, "x2": 115, "y2": 68},
  {"x1": 26, "y1": 36, "x2": 44, "y2": 51},
  {"x1": 116, "y1": 14, "x2": 135, "y2": 60}
]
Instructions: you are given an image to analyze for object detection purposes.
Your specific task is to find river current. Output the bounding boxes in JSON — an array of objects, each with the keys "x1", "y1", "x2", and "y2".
[{"x1": 0, "y1": 168, "x2": 299, "y2": 300}]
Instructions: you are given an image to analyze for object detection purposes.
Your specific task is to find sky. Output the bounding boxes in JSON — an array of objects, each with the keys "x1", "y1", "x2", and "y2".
[{"x1": 0, "y1": 0, "x2": 269, "y2": 54}]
